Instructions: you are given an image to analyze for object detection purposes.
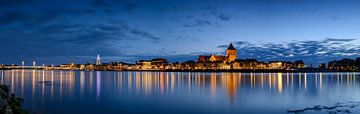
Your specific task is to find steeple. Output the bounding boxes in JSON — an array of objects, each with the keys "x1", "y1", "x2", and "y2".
[
  {"x1": 227, "y1": 43, "x2": 236, "y2": 50},
  {"x1": 225, "y1": 43, "x2": 236, "y2": 62}
]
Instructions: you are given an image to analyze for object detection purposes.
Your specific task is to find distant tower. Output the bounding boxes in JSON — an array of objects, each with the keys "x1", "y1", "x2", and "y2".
[
  {"x1": 225, "y1": 43, "x2": 236, "y2": 62},
  {"x1": 96, "y1": 54, "x2": 101, "y2": 65},
  {"x1": 33, "y1": 60, "x2": 36, "y2": 69}
]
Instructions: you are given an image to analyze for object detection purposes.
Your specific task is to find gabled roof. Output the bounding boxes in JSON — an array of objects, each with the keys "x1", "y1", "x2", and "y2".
[
  {"x1": 227, "y1": 43, "x2": 236, "y2": 50},
  {"x1": 210, "y1": 54, "x2": 225, "y2": 61},
  {"x1": 197, "y1": 55, "x2": 211, "y2": 62},
  {"x1": 198, "y1": 55, "x2": 210, "y2": 59}
]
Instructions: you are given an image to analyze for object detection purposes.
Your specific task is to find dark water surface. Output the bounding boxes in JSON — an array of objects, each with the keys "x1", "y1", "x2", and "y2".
[{"x1": 1, "y1": 70, "x2": 360, "y2": 114}]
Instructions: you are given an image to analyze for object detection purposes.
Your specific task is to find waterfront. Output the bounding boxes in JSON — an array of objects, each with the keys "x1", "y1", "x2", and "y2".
[{"x1": 1, "y1": 70, "x2": 360, "y2": 113}]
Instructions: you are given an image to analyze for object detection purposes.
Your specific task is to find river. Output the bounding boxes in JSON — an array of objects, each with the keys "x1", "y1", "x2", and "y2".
[{"x1": 1, "y1": 70, "x2": 360, "y2": 114}]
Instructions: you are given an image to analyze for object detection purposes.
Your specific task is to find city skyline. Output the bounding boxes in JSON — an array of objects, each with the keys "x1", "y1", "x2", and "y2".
[
  {"x1": 2, "y1": 43, "x2": 359, "y2": 73},
  {"x1": 1, "y1": 0, "x2": 360, "y2": 65},
  {"x1": 2, "y1": 0, "x2": 360, "y2": 114},
  {"x1": 3, "y1": 40, "x2": 360, "y2": 66}
]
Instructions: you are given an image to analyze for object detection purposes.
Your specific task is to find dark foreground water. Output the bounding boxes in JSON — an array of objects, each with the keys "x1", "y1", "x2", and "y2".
[{"x1": 1, "y1": 70, "x2": 360, "y2": 114}]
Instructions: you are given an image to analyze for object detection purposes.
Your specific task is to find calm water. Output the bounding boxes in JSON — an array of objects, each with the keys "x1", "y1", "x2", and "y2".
[{"x1": 1, "y1": 70, "x2": 360, "y2": 114}]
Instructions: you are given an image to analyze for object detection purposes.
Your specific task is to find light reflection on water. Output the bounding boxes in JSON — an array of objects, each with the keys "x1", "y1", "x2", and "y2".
[{"x1": 1, "y1": 70, "x2": 360, "y2": 114}]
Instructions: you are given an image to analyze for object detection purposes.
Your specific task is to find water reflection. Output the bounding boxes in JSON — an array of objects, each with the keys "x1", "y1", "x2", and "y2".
[
  {"x1": 96, "y1": 71, "x2": 101, "y2": 101},
  {"x1": 1, "y1": 70, "x2": 359, "y2": 99},
  {"x1": 0, "y1": 70, "x2": 360, "y2": 113}
]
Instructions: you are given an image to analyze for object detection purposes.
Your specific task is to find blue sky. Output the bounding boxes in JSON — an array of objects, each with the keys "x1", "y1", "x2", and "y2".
[{"x1": 0, "y1": 0, "x2": 360, "y2": 65}]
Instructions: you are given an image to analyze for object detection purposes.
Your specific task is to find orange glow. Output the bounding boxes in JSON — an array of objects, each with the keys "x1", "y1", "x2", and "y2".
[
  {"x1": 210, "y1": 73, "x2": 216, "y2": 96},
  {"x1": 135, "y1": 72, "x2": 140, "y2": 93},
  {"x1": 80, "y1": 71, "x2": 85, "y2": 96},
  {"x1": 319, "y1": 72, "x2": 323, "y2": 90},
  {"x1": 32, "y1": 70, "x2": 36, "y2": 97},
  {"x1": 277, "y1": 73, "x2": 282, "y2": 93},
  {"x1": 160, "y1": 72, "x2": 164, "y2": 95},
  {"x1": 51, "y1": 70, "x2": 54, "y2": 98},
  {"x1": 42, "y1": 70, "x2": 45, "y2": 96},
  {"x1": 21, "y1": 70, "x2": 24, "y2": 97},
  {"x1": 269, "y1": 73, "x2": 272, "y2": 91}
]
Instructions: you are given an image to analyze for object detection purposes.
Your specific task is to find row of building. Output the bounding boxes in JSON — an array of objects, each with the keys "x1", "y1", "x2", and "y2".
[
  {"x1": 57, "y1": 43, "x2": 307, "y2": 71},
  {"x1": 4, "y1": 43, "x2": 358, "y2": 71},
  {"x1": 57, "y1": 59, "x2": 306, "y2": 71}
]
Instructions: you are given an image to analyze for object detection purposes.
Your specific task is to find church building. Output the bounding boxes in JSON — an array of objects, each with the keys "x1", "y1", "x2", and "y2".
[{"x1": 197, "y1": 43, "x2": 236, "y2": 63}]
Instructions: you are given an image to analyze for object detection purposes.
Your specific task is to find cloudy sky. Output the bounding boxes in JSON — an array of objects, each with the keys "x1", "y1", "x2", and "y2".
[{"x1": 1, "y1": 0, "x2": 360, "y2": 65}]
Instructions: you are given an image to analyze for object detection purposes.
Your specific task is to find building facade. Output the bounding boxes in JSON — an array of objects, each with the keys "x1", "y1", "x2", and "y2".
[{"x1": 197, "y1": 43, "x2": 237, "y2": 63}]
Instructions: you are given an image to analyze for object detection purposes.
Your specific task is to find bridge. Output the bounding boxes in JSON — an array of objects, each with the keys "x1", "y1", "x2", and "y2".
[{"x1": 0, "y1": 66, "x2": 62, "y2": 70}]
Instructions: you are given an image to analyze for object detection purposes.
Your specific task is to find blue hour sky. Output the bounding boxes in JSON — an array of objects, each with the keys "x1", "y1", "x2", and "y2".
[{"x1": 0, "y1": 0, "x2": 360, "y2": 65}]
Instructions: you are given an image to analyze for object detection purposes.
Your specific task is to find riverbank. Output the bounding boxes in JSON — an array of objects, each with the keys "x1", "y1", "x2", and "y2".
[
  {"x1": 122, "y1": 68, "x2": 358, "y2": 73},
  {"x1": 1, "y1": 68, "x2": 358, "y2": 73},
  {"x1": 0, "y1": 85, "x2": 27, "y2": 114}
]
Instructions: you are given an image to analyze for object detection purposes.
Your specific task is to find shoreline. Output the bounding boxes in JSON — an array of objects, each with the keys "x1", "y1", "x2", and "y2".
[{"x1": 0, "y1": 68, "x2": 359, "y2": 73}]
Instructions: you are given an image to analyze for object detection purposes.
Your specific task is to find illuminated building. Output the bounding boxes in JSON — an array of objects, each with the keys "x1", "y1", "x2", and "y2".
[
  {"x1": 136, "y1": 58, "x2": 168, "y2": 70},
  {"x1": 180, "y1": 61, "x2": 195, "y2": 70},
  {"x1": 209, "y1": 54, "x2": 225, "y2": 62},
  {"x1": 225, "y1": 43, "x2": 236, "y2": 62},
  {"x1": 151, "y1": 58, "x2": 168, "y2": 70},
  {"x1": 294, "y1": 60, "x2": 305, "y2": 68},
  {"x1": 33, "y1": 60, "x2": 36, "y2": 68},
  {"x1": 137, "y1": 60, "x2": 151, "y2": 69},
  {"x1": 328, "y1": 58, "x2": 358, "y2": 71},
  {"x1": 0, "y1": 42, "x2": 325, "y2": 71},
  {"x1": 268, "y1": 61, "x2": 285, "y2": 69},
  {"x1": 60, "y1": 63, "x2": 76, "y2": 70},
  {"x1": 257, "y1": 62, "x2": 267, "y2": 69},
  {"x1": 231, "y1": 59, "x2": 264, "y2": 69},
  {"x1": 268, "y1": 61, "x2": 293, "y2": 69},
  {"x1": 197, "y1": 43, "x2": 237, "y2": 63},
  {"x1": 197, "y1": 55, "x2": 210, "y2": 63},
  {"x1": 96, "y1": 54, "x2": 101, "y2": 65}
]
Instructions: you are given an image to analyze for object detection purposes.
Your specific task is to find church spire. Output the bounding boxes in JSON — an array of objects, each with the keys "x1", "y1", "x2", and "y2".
[
  {"x1": 225, "y1": 43, "x2": 236, "y2": 62},
  {"x1": 227, "y1": 43, "x2": 236, "y2": 50}
]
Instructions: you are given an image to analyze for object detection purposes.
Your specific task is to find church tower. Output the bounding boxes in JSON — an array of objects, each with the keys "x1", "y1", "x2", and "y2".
[{"x1": 225, "y1": 43, "x2": 236, "y2": 62}]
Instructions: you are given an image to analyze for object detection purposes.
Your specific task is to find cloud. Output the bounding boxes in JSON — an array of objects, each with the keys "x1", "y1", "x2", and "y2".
[
  {"x1": 217, "y1": 38, "x2": 360, "y2": 64},
  {"x1": 218, "y1": 14, "x2": 231, "y2": 21},
  {"x1": 37, "y1": 23, "x2": 83, "y2": 34},
  {"x1": 130, "y1": 29, "x2": 160, "y2": 43},
  {"x1": 0, "y1": 11, "x2": 61, "y2": 27},
  {"x1": 322, "y1": 38, "x2": 355, "y2": 42},
  {"x1": 120, "y1": 1, "x2": 137, "y2": 12},
  {"x1": 184, "y1": 20, "x2": 212, "y2": 27},
  {"x1": 0, "y1": 11, "x2": 28, "y2": 26},
  {"x1": 0, "y1": 3, "x2": 162, "y2": 65},
  {"x1": 1, "y1": 0, "x2": 355, "y2": 66},
  {"x1": 88, "y1": 0, "x2": 138, "y2": 14},
  {"x1": 0, "y1": 0, "x2": 37, "y2": 6},
  {"x1": 91, "y1": 0, "x2": 112, "y2": 8}
]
